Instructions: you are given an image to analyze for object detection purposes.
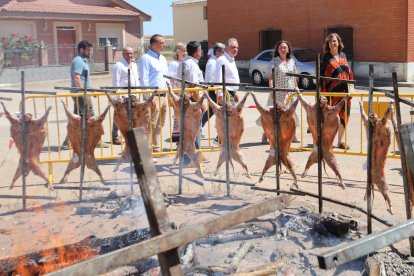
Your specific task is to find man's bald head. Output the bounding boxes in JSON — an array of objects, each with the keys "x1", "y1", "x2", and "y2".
[{"x1": 123, "y1": 47, "x2": 134, "y2": 64}]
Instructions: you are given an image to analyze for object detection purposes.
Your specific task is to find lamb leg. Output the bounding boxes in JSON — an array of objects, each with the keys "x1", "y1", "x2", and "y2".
[
  {"x1": 10, "y1": 157, "x2": 23, "y2": 189},
  {"x1": 302, "y1": 151, "x2": 318, "y2": 178},
  {"x1": 323, "y1": 151, "x2": 345, "y2": 189},
  {"x1": 29, "y1": 159, "x2": 53, "y2": 190},
  {"x1": 280, "y1": 152, "x2": 298, "y2": 188},
  {"x1": 86, "y1": 156, "x2": 105, "y2": 183},
  {"x1": 214, "y1": 148, "x2": 226, "y2": 176},
  {"x1": 231, "y1": 148, "x2": 251, "y2": 178},
  {"x1": 59, "y1": 159, "x2": 81, "y2": 183},
  {"x1": 258, "y1": 155, "x2": 276, "y2": 183}
]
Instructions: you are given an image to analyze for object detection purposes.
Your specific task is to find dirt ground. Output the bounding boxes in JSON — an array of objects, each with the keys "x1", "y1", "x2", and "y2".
[{"x1": 0, "y1": 75, "x2": 413, "y2": 275}]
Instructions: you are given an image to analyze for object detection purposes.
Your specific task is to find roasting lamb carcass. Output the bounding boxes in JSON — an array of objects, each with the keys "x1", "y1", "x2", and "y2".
[
  {"x1": 59, "y1": 101, "x2": 110, "y2": 183},
  {"x1": 297, "y1": 92, "x2": 350, "y2": 189},
  {"x1": 251, "y1": 92, "x2": 299, "y2": 187},
  {"x1": 1, "y1": 102, "x2": 53, "y2": 190},
  {"x1": 359, "y1": 101, "x2": 395, "y2": 214},
  {"x1": 167, "y1": 83, "x2": 205, "y2": 178},
  {"x1": 106, "y1": 93, "x2": 155, "y2": 171},
  {"x1": 204, "y1": 91, "x2": 251, "y2": 178}
]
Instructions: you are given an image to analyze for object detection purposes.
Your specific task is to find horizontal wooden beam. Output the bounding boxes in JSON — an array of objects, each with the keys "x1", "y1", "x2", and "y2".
[{"x1": 48, "y1": 195, "x2": 290, "y2": 276}]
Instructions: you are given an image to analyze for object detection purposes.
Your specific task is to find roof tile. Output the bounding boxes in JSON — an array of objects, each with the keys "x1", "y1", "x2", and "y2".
[{"x1": 0, "y1": 0, "x2": 141, "y2": 16}]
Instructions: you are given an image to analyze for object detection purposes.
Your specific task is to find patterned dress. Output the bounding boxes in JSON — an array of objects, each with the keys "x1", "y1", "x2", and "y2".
[
  {"x1": 321, "y1": 52, "x2": 354, "y2": 126},
  {"x1": 266, "y1": 56, "x2": 297, "y2": 106},
  {"x1": 256, "y1": 56, "x2": 297, "y2": 126}
]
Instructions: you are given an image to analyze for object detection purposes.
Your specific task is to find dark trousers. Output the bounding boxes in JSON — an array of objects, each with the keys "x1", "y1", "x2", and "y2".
[
  {"x1": 112, "y1": 121, "x2": 119, "y2": 139},
  {"x1": 201, "y1": 90, "x2": 218, "y2": 128},
  {"x1": 72, "y1": 96, "x2": 94, "y2": 117}
]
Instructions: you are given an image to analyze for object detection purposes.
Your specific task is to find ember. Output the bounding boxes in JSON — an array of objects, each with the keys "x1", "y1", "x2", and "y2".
[{"x1": 0, "y1": 229, "x2": 151, "y2": 275}]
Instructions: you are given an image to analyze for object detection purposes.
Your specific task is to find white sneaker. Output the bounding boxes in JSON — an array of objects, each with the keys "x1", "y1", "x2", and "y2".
[{"x1": 153, "y1": 158, "x2": 158, "y2": 164}]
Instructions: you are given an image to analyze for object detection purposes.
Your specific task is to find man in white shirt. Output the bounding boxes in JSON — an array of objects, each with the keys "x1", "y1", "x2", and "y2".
[
  {"x1": 176, "y1": 41, "x2": 209, "y2": 163},
  {"x1": 212, "y1": 38, "x2": 240, "y2": 104},
  {"x1": 138, "y1": 34, "x2": 168, "y2": 153},
  {"x1": 202, "y1": 42, "x2": 225, "y2": 128},
  {"x1": 207, "y1": 42, "x2": 214, "y2": 59},
  {"x1": 111, "y1": 47, "x2": 139, "y2": 145}
]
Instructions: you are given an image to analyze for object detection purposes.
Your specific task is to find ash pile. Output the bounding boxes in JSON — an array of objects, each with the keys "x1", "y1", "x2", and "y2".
[
  {"x1": 129, "y1": 209, "x2": 362, "y2": 275},
  {"x1": 74, "y1": 191, "x2": 146, "y2": 220},
  {"x1": 131, "y1": 209, "x2": 411, "y2": 276},
  {"x1": 365, "y1": 252, "x2": 414, "y2": 276}
]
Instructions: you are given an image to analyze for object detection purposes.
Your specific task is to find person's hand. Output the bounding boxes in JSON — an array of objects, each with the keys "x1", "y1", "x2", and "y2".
[{"x1": 295, "y1": 87, "x2": 300, "y2": 93}]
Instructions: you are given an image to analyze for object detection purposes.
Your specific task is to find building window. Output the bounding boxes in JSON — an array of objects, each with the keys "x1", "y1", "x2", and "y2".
[
  {"x1": 99, "y1": 37, "x2": 119, "y2": 48},
  {"x1": 326, "y1": 27, "x2": 353, "y2": 60},
  {"x1": 203, "y1": 6, "x2": 207, "y2": 20}
]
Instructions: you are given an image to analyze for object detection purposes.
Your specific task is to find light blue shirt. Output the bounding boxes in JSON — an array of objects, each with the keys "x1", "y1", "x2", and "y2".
[
  {"x1": 205, "y1": 55, "x2": 217, "y2": 83},
  {"x1": 138, "y1": 49, "x2": 168, "y2": 98},
  {"x1": 70, "y1": 55, "x2": 91, "y2": 91}
]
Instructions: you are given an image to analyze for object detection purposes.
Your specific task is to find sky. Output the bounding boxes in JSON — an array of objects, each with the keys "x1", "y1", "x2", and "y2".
[{"x1": 127, "y1": 0, "x2": 174, "y2": 36}]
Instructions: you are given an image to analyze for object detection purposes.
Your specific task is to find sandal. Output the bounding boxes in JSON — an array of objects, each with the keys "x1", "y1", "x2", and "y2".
[{"x1": 338, "y1": 143, "x2": 350, "y2": 150}]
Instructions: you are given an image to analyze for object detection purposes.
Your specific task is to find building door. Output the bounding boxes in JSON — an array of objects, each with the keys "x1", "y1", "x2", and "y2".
[
  {"x1": 260, "y1": 30, "x2": 282, "y2": 51},
  {"x1": 57, "y1": 27, "x2": 76, "y2": 65},
  {"x1": 326, "y1": 27, "x2": 353, "y2": 60}
]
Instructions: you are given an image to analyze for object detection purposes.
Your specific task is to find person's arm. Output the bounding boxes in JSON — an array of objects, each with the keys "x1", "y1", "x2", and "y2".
[
  {"x1": 73, "y1": 73, "x2": 83, "y2": 89},
  {"x1": 112, "y1": 63, "x2": 121, "y2": 87},
  {"x1": 138, "y1": 55, "x2": 150, "y2": 87},
  {"x1": 205, "y1": 60, "x2": 212, "y2": 83},
  {"x1": 213, "y1": 59, "x2": 224, "y2": 104},
  {"x1": 72, "y1": 59, "x2": 85, "y2": 89},
  {"x1": 292, "y1": 61, "x2": 300, "y2": 92},
  {"x1": 267, "y1": 59, "x2": 274, "y2": 88}
]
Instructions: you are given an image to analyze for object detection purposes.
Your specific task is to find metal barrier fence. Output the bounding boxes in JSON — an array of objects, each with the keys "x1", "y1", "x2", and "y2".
[
  {"x1": 24, "y1": 87, "x2": 222, "y2": 183},
  {"x1": 288, "y1": 91, "x2": 414, "y2": 159},
  {"x1": 21, "y1": 88, "x2": 413, "y2": 183}
]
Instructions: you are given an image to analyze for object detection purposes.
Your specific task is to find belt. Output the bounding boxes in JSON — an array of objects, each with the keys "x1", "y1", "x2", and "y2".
[{"x1": 158, "y1": 93, "x2": 166, "y2": 97}]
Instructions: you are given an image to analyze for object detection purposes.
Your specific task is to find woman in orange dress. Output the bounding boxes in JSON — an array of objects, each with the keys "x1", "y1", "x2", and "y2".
[{"x1": 321, "y1": 33, "x2": 354, "y2": 150}]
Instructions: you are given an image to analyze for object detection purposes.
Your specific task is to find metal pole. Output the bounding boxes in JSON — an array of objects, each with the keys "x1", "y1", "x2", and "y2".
[
  {"x1": 317, "y1": 219, "x2": 414, "y2": 269},
  {"x1": 21, "y1": 71, "x2": 27, "y2": 210},
  {"x1": 392, "y1": 72, "x2": 414, "y2": 255},
  {"x1": 272, "y1": 68, "x2": 280, "y2": 195},
  {"x1": 316, "y1": 54, "x2": 323, "y2": 213},
  {"x1": 127, "y1": 68, "x2": 134, "y2": 193},
  {"x1": 222, "y1": 65, "x2": 230, "y2": 197},
  {"x1": 366, "y1": 64, "x2": 374, "y2": 234},
  {"x1": 79, "y1": 70, "x2": 88, "y2": 201},
  {"x1": 178, "y1": 63, "x2": 186, "y2": 194}
]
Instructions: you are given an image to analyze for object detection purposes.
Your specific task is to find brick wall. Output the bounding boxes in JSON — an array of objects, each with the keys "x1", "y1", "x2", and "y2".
[
  {"x1": 408, "y1": 0, "x2": 414, "y2": 61},
  {"x1": 208, "y1": 0, "x2": 412, "y2": 62}
]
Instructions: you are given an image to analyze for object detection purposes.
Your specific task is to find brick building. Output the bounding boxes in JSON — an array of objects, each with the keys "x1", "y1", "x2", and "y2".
[
  {"x1": 0, "y1": 0, "x2": 150, "y2": 67},
  {"x1": 207, "y1": 0, "x2": 414, "y2": 81}
]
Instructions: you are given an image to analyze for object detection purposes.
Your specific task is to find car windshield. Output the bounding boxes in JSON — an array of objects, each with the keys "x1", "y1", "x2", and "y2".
[
  {"x1": 257, "y1": 51, "x2": 273, "y2": 61},
  {"x1": 293, "y1": 49, "x2": 318, "y2": 62}
]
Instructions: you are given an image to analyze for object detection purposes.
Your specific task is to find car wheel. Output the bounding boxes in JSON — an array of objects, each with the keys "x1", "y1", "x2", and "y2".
[
  {"x1": 299, "y1": 73, "x2": 315, "y2": 90},
  {"x1": 252, "y1": 70, "x2": 264, "y2": 86}
]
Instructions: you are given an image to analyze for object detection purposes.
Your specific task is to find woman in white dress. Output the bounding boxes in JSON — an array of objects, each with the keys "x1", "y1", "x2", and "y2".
[{"x1": 258, "y1": 40, "x2": 300, "y2": 143}]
